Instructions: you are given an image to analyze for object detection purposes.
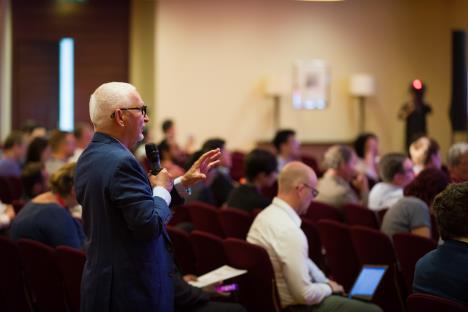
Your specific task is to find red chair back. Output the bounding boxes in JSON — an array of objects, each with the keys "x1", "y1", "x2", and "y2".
[
  {"x1": 219, "y1": 208, "x2": 253, "y2": 239},
  {"x1": 407, "y1": 293, "x2": 468, "y2": 312},
  {"x1": 0, "y1": 236, "x2": 32, "y2": 312},
  {"x1": 17, "y1": 239, "x2": 68, "y2": 312},
  {"x1": 168, "y1": 203, "x2": 191, "y2": 227},
  {"x1": 300, "y1": 219, "x2": 325, "y2": 271},
  {"x1": 166, "y1": 226, "x2": 197, "y2": 275},
  {"x1": 343, "y1": 203, "x2": 380, "y2": 229},
  {"x1": 350, "y1": 226, "x2": 405, "y2": 312},
  {"x1": 185, "y1": 201, "x2": 224, "y2": 237},
  {"x1": 0, "y1": 176, "x2": 23, "y2": 204},
  {"x1": 317, "y1": 220, "x2": 360, "y2": 292},
  {"x1": 304, "y1": 201, "x2": 342, "y2": 223},
  {"x1": 223, "y1": 238, "x2": 281, "y2": 312},
  {"x1": 56, "y1": 246, "x2": 86, "y2": 312},
  {"x1": 393, "y1": 233, "x2": 437, "y2": 293},
  {"x1": 190, "y1": 230, "x2": 227, "y2": 275}
]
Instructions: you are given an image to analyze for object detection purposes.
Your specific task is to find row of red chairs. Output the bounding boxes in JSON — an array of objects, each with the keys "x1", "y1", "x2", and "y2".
[{"x1": 0, "y1": 236, "x2": 85, "y2": 312}]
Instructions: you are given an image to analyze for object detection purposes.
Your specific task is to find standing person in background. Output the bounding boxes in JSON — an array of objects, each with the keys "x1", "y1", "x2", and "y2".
[
  {"x1": 272, "y1": 129, "x2": 301, "y2": 171},
  {"x1": 76, "y1": 82, "x2": 220, "y2": 312},
  {"x1": 353, "y1": 133, "x2": 379, "y2": 183},
  {"x1": 398, "y1": 80, "x2": 432, "y2": 150},
  {"x1": 0, "y1": 131, "x2": 26, "y2": 177},
  {"x1": 161, "y1": 119, "x2": 195, "y2": 166}
]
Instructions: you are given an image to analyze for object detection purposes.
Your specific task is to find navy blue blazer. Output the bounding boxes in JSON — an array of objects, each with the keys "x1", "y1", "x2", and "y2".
[{"x1": 76, "y1": 132, "x2": 174, "y2": 312}]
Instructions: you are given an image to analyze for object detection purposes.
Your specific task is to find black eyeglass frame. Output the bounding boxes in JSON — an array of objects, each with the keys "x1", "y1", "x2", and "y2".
[{"x1": 110, "y1": 105, "x2": 147, "y2": 118}]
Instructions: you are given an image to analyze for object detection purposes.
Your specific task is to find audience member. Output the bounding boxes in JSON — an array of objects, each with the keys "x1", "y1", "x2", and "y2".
[
  {"x1": 159, "y1": 139, "x2": 185, "y2": 177},
  {"x1": 368, "y1": 153, "x2": 414, "y2": 211},
  {"x1": 272, "y1": 129, "x2": 300, "y2": 171},
  {"x1": 413, "y1": 182, "x2": 468, "y2": 306},
  {"x1": 315, "y1": 145, "x2": 368, "y2": 210},
  {"x1": 353, "y1": 132, "x2": 379, "y2": 182},
  {"x1": 25, "y1": 136, "x2": 50, "y2": 165},
  {"x1": 381, "y1": 168, "x2": 449, "y2": 239},
  {"x1": 0, "y1": 131, "x2": 26, "y2": 177},
  {"x1": 45, "y1": 130, "x2": 76, "y2": 174},
  {"x1": 0, "y1": 200, "x2": 15, "y2": 230},
  {"x1": 21, "y1": 162, "x2": 49, "y2": 200},
  {"x1": 70, "y1": 122, "x2": 94, "y2": 162},
  {"x1": 447, "y1": 142, "x2": 468, "y2": 183},
  {"x1": 10, "y1": 162, "x2": 84, "y2": 249},
  {"x1": 190, "y1": 138, "x2": 235, "y2": 206},
  {"x1": 226, "y1": 148, "x2": 277, "y2": 212},
  {"x1": 21, "y1": 120, "x2": 47, "y2": 144},
  {"x1": 161, "y1": 118, "x2": 194, "y2": 166},
  {"x1": 247, "y1": 162, "x2": 381, "y2": 311},
  {"x1": 409, "y1": 136, "x2": 441, "y2": 175}
]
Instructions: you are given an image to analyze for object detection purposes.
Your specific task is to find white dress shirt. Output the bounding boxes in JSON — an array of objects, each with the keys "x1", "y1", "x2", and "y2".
[
  {"x1": 368, "y1": 182, "x2": 403, "y2": 211},
  {"x1": 247, "y1": 197, "x2": 332, "y2": 307}
]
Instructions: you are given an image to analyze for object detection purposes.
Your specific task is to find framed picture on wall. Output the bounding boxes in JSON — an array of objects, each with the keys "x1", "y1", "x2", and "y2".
[{"x1": 292, "y1": 59, "x2": 330, "y2": 110}]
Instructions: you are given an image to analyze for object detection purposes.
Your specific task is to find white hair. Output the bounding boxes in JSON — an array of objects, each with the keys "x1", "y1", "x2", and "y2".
[
  {"x1": 448, "y1": 142, "x2": 468, "y2": 168},
  {"x1": 89, "y1": 82, "x2": 137, "y2": 127}
]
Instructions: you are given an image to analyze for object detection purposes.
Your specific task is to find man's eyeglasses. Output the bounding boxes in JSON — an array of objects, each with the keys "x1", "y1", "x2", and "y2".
[
  {"x1": 111, "y1": 105, "x2": 147, "y2": 118},
  {"x1": 302, "y1": 183, "x2": 319, "y2": 197}
]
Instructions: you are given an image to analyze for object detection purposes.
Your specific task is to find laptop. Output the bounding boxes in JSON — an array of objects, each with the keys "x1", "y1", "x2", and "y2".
[{"x1": 348, "y1": 265, "x2": 388, "y2": 301}]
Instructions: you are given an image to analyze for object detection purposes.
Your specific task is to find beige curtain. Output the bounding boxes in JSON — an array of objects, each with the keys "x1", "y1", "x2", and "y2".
[{"x1": 0, "y1": 0, "x2": 12, "y2": 140}]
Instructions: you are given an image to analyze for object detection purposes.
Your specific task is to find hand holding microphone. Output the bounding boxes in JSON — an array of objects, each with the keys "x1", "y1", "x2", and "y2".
[{"x1": 145, "y1": 143, "x2": 173, "y2": 192}]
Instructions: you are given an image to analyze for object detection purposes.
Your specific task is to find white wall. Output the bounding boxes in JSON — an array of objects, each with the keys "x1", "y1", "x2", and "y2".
[{"x1": 154, "y1": 0, "x2": 458, "y2": 155}]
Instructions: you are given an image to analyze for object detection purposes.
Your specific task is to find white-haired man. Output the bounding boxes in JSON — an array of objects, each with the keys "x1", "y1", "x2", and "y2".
[
  {"x1": 75, "y1": 82, "x2": 220, "y2": 312},
  {"x1": 447, "y1": 142, "x2": 468, "y2": 183},
  {"x1": 248, "y1": 161, "x2": 381, "y2": 312}
]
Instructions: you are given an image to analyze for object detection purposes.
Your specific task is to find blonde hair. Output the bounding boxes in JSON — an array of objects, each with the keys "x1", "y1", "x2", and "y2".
[
  {"x1": 89, "y1": 82, "x2": 137, "y2": 127},
  {"x1": 49, "y1": 162, "x2": 76, "y2": 197}
]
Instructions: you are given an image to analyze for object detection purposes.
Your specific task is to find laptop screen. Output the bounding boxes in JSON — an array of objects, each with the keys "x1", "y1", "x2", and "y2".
[{"x1": 349, "y1": 265, "x2": 387, "y2": 300}]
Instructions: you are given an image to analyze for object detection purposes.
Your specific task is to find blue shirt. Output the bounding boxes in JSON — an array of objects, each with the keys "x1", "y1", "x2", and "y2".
[
  {"x1": 9, "y1": 202, "x2": 84, "y2": 249},
  {"x1": 0, "y1": 157, "x2": 21, "y2": 177},
  {"x1": 413, "y1": 239, "x2": 468, "y2": 306}
]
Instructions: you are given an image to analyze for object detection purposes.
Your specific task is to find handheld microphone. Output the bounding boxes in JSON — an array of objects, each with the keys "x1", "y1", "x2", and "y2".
[{"x1": 145, "y1": 143, "x2": 162, "y2": 175}]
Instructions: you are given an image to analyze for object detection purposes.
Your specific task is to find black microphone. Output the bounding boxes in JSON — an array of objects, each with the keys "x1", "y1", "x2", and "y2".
[{"x1": 145, "y1": 143, "x2": 162, "y2": 175}]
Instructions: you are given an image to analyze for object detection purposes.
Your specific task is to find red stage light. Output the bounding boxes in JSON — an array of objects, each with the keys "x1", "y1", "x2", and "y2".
[{"x1": 412, "y1": 79, "x2": 423, "y2": 90}]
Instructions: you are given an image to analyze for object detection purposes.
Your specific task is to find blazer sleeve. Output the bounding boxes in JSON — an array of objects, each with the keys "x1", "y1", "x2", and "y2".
[{"x1": 110, "y1": 156, "x2": 171, "y2": 241}]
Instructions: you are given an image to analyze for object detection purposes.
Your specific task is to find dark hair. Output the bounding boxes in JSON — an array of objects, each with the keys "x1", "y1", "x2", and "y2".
[
  {"x1": 25, "y1": 137, "x2": 49, "y2": 163},
  {"x1": 244, "y1": 149, "x2": 278, "y2": 182},
  {"x1": 403, "y1": 168, "x2": 450, "y2": 206},
  {"x1": 272, "y1": 129, "x2": 295, "y2": 152},
  {"x1": 162, "y1": 119, "x2": 174, "y2": 134},
  {"x1": 49, "y1": 130, "x2": 69, "y2": 152},
  {"x1": 433, "y1": 182, "x2": 468, "y2": 240},
  {"x1": 378, "y1": 153, "x2": 407, "y2": 182},
  {"x1": 3, "y1": 131, "x2": 24, "y2": 149},
  {"x1": 21, "y1": 162, "x2": 46, "y2": 199},
  {"x1": 353, "y1": 133, "x2": 377, "y2": 158},
  {"x1": 49, "y1": 162, "x2": 76, "y2": 197},
  {"x1": 202, "y1": 138, "x2": 225, "y2": 153},
  {"x1": 158, "y1": 139, "x2": 171, "y2": 161}
]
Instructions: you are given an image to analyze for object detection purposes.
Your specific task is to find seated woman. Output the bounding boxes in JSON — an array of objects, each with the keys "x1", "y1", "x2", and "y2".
[
  {"x1": 9, "y1": 162, "x2": 84, "y2": 249},
  {"x1": 353, "y1": 132, "x2": 379, "y2": 183},
  {"x1": 381, "y1": 168, "x2": 449, "y2": 239},
  {"x1": 409, "y1": 136, "x2": 442, "y2": 175}
]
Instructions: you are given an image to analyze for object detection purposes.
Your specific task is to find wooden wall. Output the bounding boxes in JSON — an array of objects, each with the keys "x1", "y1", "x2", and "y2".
[{"x1": 11, "y1": 0, "x2": 129, "y2": 130}]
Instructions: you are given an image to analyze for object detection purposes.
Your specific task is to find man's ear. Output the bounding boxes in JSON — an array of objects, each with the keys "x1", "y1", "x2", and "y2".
[{"x1": 113, "y1": 109, "x2": 126, "y2": 127}]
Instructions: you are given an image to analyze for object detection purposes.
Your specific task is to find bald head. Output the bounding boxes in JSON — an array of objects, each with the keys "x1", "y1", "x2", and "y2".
[
  {"x1": 89, "y1": 82, "x2": 137, "y2": 128},
  {"x1": 278, "y1": 161, "x2": 316, "y2": 193}
]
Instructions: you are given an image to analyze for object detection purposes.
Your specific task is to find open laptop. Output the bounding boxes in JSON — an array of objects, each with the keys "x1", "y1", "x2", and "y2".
[{"x1": 348, "y1": 265, "x2": 388, "y2": 301}]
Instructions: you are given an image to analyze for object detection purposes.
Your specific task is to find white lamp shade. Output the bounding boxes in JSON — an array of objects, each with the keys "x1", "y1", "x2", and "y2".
[{"x1": 350, "y1": 74, "x2": 376, "y2": 97}]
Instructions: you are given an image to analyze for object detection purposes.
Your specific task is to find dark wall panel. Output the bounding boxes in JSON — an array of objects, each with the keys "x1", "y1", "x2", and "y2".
[{"x1": 12, "y1": 0, "x2": 129, "y2": 129}]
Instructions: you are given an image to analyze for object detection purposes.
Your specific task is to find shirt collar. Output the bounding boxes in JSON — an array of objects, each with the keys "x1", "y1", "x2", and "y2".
[{"x1": 271, "y1": 197, "x2": 302, "y2": 227}]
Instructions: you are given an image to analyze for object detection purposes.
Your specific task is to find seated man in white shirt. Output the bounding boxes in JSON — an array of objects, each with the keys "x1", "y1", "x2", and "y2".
[
  {"x1": 368, "y1": 153, "x2": 414, "y2": 211},
  {"x1": 247, "y1": 162, "x2": 381, "y2": 312}
]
